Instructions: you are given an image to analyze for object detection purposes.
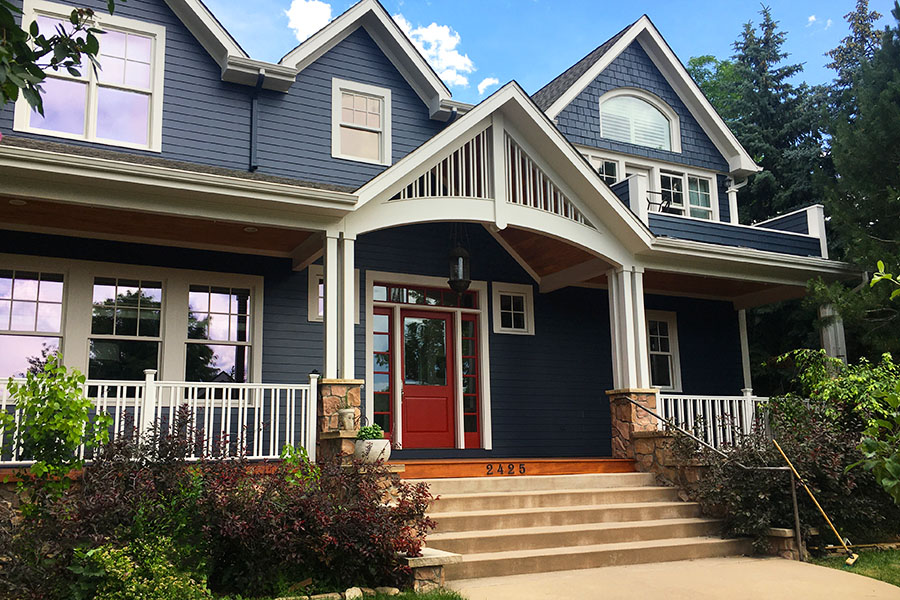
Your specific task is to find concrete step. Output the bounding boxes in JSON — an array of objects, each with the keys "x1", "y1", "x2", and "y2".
[
  {"x1": 430, "y1": 486, "x2": 681, "y2": 513},
  {"x1": 416, "y1": 472, "x2": 657, "y2": 496},
  {"x1": 431, "y1": 501, "x2": 702, "y2": 533},
  {"x1": 444, "y1": 536, "x2": 753, "y2": 580},
  {"x1": 427, "y1": 518, "x2": 722, "y2": 554}
]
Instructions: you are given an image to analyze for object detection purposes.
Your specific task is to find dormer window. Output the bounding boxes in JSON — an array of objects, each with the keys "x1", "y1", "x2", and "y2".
[
  {"x1": 13, "y1": 0, "x2": 166, "y2": 152},
  {"x1": 331, "y1": 78, "x2": 392, "y2": 166},
  {"x1": 599, "y1": 89, "x2": 680, "y2": 153}
]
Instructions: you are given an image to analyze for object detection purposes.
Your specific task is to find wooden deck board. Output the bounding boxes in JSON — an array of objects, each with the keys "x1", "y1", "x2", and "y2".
[{"x1": 393, "y1": 458, "x2": 636, "y2": 479}]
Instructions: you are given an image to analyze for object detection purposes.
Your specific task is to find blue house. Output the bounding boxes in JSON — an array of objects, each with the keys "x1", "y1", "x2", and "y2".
[{"x1": 0, "y1": 0, "x2": 852, "y2": 466}]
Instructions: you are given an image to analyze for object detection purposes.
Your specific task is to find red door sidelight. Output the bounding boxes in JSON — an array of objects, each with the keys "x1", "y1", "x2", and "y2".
[{"x1": 401, "y1": 309, "x2": 455, "y2": 448}]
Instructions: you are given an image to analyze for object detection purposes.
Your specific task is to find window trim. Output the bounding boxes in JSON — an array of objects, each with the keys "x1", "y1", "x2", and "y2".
[
  {"x1": 307, "y1": 264, "x2": 360, "y2": 324},
  {"x1": 0, "y1": 253, "x2": 262, "y2": 382},
  {"x1": 646, "y1": 310, "x2": 682, "y2": 392},
  {"x1": 598, "y1": 88, "x2": 682, "y2": 154},
  {"x1": 13, "y1": 0, "x2": 166, "y2": 152},
  {"x1": 331, "y1": 78, "x2": 392, "y2": 166},
  {"x1": 491, "y1": 282, "x2": 535, "y2": 335}
]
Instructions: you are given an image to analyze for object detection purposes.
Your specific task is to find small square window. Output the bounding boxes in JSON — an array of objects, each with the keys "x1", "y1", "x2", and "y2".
[
  {"x1": 332, "y1": 78, "x2": 391, "y2": 166},
  {"x1": 307, "y1": 264, "x2": 360, "y2": 323},
  {"x1": 492, "y1": 283, "x2": 534, "y2": 335}
]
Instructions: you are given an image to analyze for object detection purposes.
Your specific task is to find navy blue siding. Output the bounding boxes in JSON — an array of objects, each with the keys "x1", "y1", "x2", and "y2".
[
  {"x1": 645, "y1": 294, "x2": 743, "y2": 395},
  {"x1": 355, "y1": 223, "x2": 613, "y2": 459},
  {"x1": 0, "y1": 230, "x2": 321, "y2": 384},
  {"x1": 256, "y1": 28, "x2": 446, "y2": 188},
  {"x1": 717, "y1": 174, "x2": 730, "y2": 223},
  {"x1": 556, "y1": 42, "x2": 729, "y2": 173},
  {"x1": 649, "y1": 213, "x2": 823, "y2": 257},
  {"x1": 611, "y1": 179, "x2": 631, "y2": 209},
  {"x1": 0, "y1": 0, "x2": 252, "y2": 171},
  {"x1": 757, "y1": 212, "x2": 809, "y2": 234}
]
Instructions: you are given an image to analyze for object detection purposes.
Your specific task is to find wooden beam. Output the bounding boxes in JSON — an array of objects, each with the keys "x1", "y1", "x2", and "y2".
[
  {"x1": 484, "y1": 224, "x2": 541, "y2": 284},
  {"x1": 291, "y1": 233, "x2": 324, "y2": 271},
  {"x1": 539, "y1": 258, "x2": 609, "y2": 293}
]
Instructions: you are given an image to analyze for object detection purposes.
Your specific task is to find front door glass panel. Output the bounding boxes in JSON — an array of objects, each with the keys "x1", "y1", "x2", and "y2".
[{"x1": 403, "y1": 317, "x2": 447, "y2": 386}]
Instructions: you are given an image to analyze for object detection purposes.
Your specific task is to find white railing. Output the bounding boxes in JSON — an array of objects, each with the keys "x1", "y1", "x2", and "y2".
[
  {"x1": 657, "y1": 393, "x2": 769, "y2": 449},
  {"x1": 0, "y1": 370, "x2": 319, "y2": 465}
]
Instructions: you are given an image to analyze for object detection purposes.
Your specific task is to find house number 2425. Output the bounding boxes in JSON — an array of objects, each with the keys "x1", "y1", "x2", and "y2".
[{"x1": 485, "y1": 463, "x2": 526, "y2": 475}]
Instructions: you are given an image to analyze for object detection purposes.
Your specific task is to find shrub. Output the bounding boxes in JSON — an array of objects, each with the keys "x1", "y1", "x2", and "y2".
[
  {"x1": 357, "y1": 424, "x2": 385, "y2": 440},
  {"x1": 854, "y1": 381, "x2": 900, "y2": 505}
]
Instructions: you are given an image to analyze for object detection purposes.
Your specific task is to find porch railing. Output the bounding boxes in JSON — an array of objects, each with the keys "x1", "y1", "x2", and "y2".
[
  {"x1": 0, "y1": 370, "x2": 319, "y2": 466},
  {"x1": 657, "y1": 393, "x2": 769, "y2": 449}
]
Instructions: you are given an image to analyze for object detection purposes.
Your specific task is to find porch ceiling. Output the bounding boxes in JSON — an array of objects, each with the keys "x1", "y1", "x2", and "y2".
[
  {"x1": 0, "y1": 196, "x2": 314, "y2": 257},
  {"x1": 495, "y1": 227, "x2": 612, "y2": 278}
]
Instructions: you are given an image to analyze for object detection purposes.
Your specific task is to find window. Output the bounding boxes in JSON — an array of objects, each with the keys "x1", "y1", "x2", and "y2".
[
  {"x1": 89, "y1": 278, "x2": 162, "y2": 380},
  {"x1": 600, "y1": 94, "x2": 674, "y2": 151},
  {"x1": 687, "y1": 176, "x2": 713, "y2": 220},
  {"x1": 372, "y1": 308, "x2": 393, "y2": 433},
  {"x1": 187, "y1": 286, "x2": 251, "y2": 383},
  {"x1": 461, "y1": 314, "x2": 480, "y2": 448},
  {"x1": 491, "y1": 283, "x2": 534, "y2": 335},
  {"x1": 658, "y1": 171, "x2": 715, "y2": 221},
  {"x1": 331, "y1": 78, "x2": 391, "y2": 165},
  {"x1": 646, "y1": 311, "x2": 681, "y2": 391},
  {"x1": 660, "y1": 171, "x2": 684, "y2": 215},
  {"x1": 14, "y1": 0, "x2": 166, "y2": 151},
  {"x1": 596, "y1": 159, "x2": 618, "y2": 185},
  {"x1": 307, "y1": 264, "x2": 361, "y2": 323},
  {"x1": 0, "y1": 270, "x2": 64, "y2": 378}
]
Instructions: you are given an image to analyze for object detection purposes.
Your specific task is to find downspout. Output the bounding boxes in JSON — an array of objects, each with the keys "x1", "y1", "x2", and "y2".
[{"x1": 249, "y1": 70, "x2": 265, "y2": 172}]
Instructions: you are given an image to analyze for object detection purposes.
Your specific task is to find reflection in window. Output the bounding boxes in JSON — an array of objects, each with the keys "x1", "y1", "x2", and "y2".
[
  {"x1": 89, "y1": 278, "x2": 161, "y2": 380},
  {"x1": 186, "y1": 286, "x2": 251, "y2": 383},
  {"x1": 372, "y1": 309, "x2": 392, "y2": 433},
  {"x1": 461, "y1": 315, "x2": 480, "y2": 447},
  {"x1": 403, "y1": 317, "x2": 447, "y2": 386},
  {"x1": 648, "y1": 318, "x2": 676, "y2": 390},
  {"x1": 0, "y1": 271, "x2": 64, "y2": 377}
]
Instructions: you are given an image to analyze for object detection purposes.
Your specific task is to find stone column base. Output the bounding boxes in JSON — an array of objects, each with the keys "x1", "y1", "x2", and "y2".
[
  {"x1": 317, "y1": 379, "x2": 364, "y2": 455},
  {"x1": 606, "y1": 388, "x2": 658, "y2": 460}
]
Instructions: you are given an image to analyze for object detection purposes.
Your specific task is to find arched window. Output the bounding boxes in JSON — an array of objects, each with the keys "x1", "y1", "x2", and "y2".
[{"x1": 599, "y1": 92, "x2": 678, "y2": 152}]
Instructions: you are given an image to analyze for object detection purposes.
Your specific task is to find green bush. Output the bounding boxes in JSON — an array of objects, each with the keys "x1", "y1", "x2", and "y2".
[
  {"x1": 854, "y1": 381, "x2": 900, "y2": 505},
  {"x1": 357, "y1": 424, "x2": 385, "y2": 440},
  {"x1": 677, "y1": 351, "x2": 900, "y2": 550}
]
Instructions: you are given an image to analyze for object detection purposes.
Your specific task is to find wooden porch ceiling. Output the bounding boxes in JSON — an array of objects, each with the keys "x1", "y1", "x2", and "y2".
[
  {"x1": 494, "y1": 227, "x2": 613, "y2": 286},
  {"x1": 0, "y1": 196, "x2": 315, "y2": 257}
]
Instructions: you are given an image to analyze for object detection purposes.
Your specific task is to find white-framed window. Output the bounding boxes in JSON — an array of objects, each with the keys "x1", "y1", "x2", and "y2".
[
  {"x1": 598, "y1": 88, "x2": 681, "y2": 153},
  {"x1": 331, "y1": 78, "x2": 391, "y2": 166},
  {"x1": 659, "y1": 171, "x2": 715, "y2": 221},
  {"x1": 13, "y1": 0, "x2": 166, "y2": 152},
  {"x1": 307, "y1": 264, "x2": 360, "y2": 323},
  {"x1": 491, "y1": 282, "x2": 535, "y2": 335},
  {"x1": 595, "y1": 159, "x2": 618, "y2": 185},
  {"x1": 646, "y1": 310, "x2": 681, "y2": 392},
  {"x1": 186, "y1": 286, "x2": 252, "y2": 383},
  {"x1": 0, "y1": 270, "x2": 65, "y2": 378}
]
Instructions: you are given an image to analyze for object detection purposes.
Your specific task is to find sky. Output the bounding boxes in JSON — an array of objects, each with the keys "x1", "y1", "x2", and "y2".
[{"x1": 203, "y1": 0, "x2": 898, "y2": 105}]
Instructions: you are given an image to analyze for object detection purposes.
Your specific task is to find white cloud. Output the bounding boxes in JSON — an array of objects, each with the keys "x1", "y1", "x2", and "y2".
[
  {"x1": 477, "y1": 77, "x2": 499, "y2": 95},
  {"x1": 825, "y1": 18, "x2": 833, "y2": 30},
  {"x1": 285, "y1": 0, "x2": 332, "y2": 43},
  {"x1": 806, "y1": 15, "x2": 816, "y2": 27},
  {"x1": 393, "y1": 13, "x2": 475, "y2": 88}
]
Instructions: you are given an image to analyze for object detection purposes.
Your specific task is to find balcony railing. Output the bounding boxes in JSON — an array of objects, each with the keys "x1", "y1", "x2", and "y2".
[
  {"x1": 657, "y1": 393, "x2": 769, "y2": 449},
  {"x1": 0, "y1": 370, "x2": 319, "y2": 466}
]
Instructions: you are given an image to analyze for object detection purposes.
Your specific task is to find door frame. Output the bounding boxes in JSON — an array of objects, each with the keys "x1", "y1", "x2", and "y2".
[{"x1": 364, "y1": 270, "x2": 492, "y2": 450}]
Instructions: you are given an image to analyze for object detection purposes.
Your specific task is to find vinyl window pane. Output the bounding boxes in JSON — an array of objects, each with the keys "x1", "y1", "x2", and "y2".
[
  {"x1": 340, "y1": 126, "x2": 380, "y2": 161},
  {"x1": 185, "y1": 343, "x2": 248, "y2": 383},
  {"x1": 0, "y1": 335, "x2": 60, "y2": 378},
  {"x1": 89, "y1": 339, "x2": 159, "y2": 380},
  {"x1": 96, "y1": 87, "x2": 150, "y2": 146},
  {"x1": 31, "y1": 78, "x2": 87, "y2": 135}
]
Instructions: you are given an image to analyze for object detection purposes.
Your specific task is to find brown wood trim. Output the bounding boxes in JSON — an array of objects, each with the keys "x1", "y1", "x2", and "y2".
[{"x1": 393, "y1": 458, "x2": 636, "y2": 479}]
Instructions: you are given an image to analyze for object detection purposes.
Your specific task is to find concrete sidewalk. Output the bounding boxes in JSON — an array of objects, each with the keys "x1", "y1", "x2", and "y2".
[{"x1": 447, "y1": 556, "x2": 900, "y2": 599}]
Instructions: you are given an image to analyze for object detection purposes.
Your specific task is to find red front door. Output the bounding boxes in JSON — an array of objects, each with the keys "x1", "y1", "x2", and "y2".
[{"x1": 401, "y1": 309, "x2": 455, "y2": 448}]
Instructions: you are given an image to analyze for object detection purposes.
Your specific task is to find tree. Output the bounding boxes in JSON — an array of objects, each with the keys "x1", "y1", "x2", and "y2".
[
  {"x1": 825, "y1": 0, "x2": 884, "y2": 116},
  {"x1": 686, "y1": 55, "x2": 741, "y2": 122},
  {"x1": 0, "y1": 0, "x2": 119, "y2": 114},
  {"x1": 728, "y1": 6, "x2": 828, "y2": 224}
]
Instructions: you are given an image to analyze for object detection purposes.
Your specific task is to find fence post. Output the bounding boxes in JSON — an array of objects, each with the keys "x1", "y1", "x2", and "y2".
[
  {"x1": 307, "y1": 372, "x2": 319, "y2": 461},
  {"x1": 140, "y1": 369, "x2": 158, "y2": 436}
]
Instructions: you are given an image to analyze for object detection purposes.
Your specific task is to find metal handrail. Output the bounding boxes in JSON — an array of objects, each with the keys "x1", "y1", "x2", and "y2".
[{"x1": 623, "y1": 395, "x2": 804, "y2": 561}]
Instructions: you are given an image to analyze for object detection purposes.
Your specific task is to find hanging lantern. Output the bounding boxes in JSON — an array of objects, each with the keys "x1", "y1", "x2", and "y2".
[{"x1": 448, "y1": 243, "x2": 471, "y2": 293}]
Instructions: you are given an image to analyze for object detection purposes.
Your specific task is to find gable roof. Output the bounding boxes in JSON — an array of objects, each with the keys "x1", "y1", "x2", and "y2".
[
  {"x1": 533, "y1": 15, "x2": 760, "y2": 177},
  {"x1": 279, "y1": 0, "x2": 455, "y2": 120}
]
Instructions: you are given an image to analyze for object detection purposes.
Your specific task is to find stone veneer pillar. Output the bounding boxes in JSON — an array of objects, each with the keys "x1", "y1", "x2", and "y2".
[
  {"x1": 317, "y1": 378, "x2": 364, "y2": 457},
  {"x1": 605, "y1": 388, "x2": 658, "y2": 462}
]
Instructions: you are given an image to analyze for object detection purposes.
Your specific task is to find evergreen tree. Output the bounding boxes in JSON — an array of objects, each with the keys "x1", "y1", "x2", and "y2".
[
  {"x1": 825, "y1": 0, "x2": 884, "y2": 115},
  {"x1": 686, "y1": 55, "x2": 741, "y2": 122}
]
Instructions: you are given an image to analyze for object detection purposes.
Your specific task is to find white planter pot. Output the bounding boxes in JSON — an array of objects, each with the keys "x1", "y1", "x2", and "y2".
[{"x1": 354, "y1": 438, "x2": 391, "y2": 463}]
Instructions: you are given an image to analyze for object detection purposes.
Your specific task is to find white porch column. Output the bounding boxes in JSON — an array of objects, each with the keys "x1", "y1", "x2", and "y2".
[
  {"x1": 608, "y1": 266, "x2": 650, "y2": 389},
  {"x1": 323, "y1": 233, "x2": 340, "y2": 378},
  {"x1": 628, "y1": 173, "x2": 650, "y2": 225},
  {"x1": 339, "y1": 236, "x2": 356, "y2": 379},
  {"x1": 738, "y1": 309, "x2": 753, "y2": 394},
  {"x1": 819, "y1": 304, "x2": 848, "y2": 364}
]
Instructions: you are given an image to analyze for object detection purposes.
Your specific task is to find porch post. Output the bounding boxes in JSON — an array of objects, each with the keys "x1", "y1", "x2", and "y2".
[
  {"x1": 323, "y1": 233, "x2": 340, "y2": 378},
  {"x1": 819, "y1": 304, "x2": 848, "y2": 364},
  {"x1": 607, "y1": 266, "x2": 650, "y2": 389},
  {"x1": 339, "y1": 236, "x2": 356, "y2": 379},
  {"x1": 738, "y1": 309, "x2": 753, "y2": 394}
]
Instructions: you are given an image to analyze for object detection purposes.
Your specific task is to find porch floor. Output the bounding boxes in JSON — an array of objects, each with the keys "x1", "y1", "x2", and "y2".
[{"x1": 392, "y1": 458, "x2": 635, "y2": 479}]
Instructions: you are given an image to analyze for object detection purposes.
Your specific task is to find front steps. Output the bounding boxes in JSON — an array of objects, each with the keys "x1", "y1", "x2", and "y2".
[{"x1": 415, "y1": 472, "x2": 751, "y2": 580}]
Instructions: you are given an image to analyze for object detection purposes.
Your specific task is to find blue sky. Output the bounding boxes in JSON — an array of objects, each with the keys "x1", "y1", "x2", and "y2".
[{"x1": 204, "y1": 0, "x2": 897, "y2": 105}]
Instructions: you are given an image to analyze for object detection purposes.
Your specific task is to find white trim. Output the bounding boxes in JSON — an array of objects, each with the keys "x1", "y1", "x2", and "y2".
[
  {"x1": 491, "y1": 282, "x2": 535, "y2": 335},
  {"x1": 646, "y1": 309, "x2": 682, "y2": 392},
  {"x1": 280, "y1": 0, "x2": 452, "y2": 120},
  {"x1": 364, "y1": 270, "x2": 492, "y2": 450},
  {"x1": 306, "y1": 264, "x2": 360, "y2": 324},
  {"x1": 738, "y1": 308, "x2": 752, "y2": 391},
  {"x1": 0, "y1": 253, "x2": 263, "y2": 383},
  {"x1": 597, "y1": 87, "x2": 681, "y2": 154},
  {"x1": 543, "y1": 16, "x2": 760, "y2": 177},
  {"x1": 331, "y1": 78, "x2": 392, "y2": 166},
  {"x1": 14, "y1": 0, "x2": 166, "y2": 152}
]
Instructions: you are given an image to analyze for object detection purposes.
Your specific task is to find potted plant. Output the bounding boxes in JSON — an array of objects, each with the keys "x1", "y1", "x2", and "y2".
[
  {"x1": 337, "y1": 391, "x2": 356, "y2": 431},
  {"x1": 354, "y1": 424, "x2": 390, "y2": 463}
]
